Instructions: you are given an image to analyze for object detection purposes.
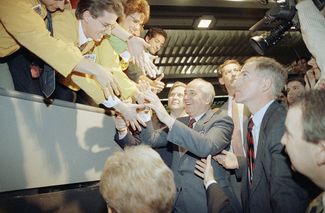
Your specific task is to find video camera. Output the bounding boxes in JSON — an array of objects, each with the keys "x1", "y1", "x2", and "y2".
[{"x1": 249, "y1": 0, "x2": 325, "y2": 55}]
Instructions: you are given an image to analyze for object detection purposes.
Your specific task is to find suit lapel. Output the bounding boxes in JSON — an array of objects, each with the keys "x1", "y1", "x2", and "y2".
[
  {"x1": 194, "y1": 109, "x2": 215, "y2": 132},
  {"x1": 176, "y1": 110, "x2": 215, "y2": 157},
  {"x1": 249, "y1": 101, "x2": 278, "y2": 193}
]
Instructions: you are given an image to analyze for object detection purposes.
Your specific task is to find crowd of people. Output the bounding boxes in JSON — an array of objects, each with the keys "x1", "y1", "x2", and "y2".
[{"x1": 0, "y1": 0, "x2": 325, "y2": 212}]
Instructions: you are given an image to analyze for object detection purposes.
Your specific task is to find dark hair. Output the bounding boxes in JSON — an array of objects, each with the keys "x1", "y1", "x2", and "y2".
[
  {"x1": 145, "y1": 28, "x2": 167, "y2": 40},
  {"x1": 297, "y1": 90, "x2": 325, "y2": 143},
  {"x1": 287, "y1": 74, "x2": 306, "y2": 86},
  {"x1": 75, "y1": 0, "x2": 125, "y2": 20}
]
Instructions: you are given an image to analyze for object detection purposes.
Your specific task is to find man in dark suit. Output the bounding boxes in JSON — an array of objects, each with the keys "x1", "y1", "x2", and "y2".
[
  {"x1": 140, "y1": 78, "x2": 240, "y2": 213},
  {"x1": 281, "y1": 90, "x2": 325, "y2": 213},
  {"x1": 215, "y1": 57, "x2": 308, "y2": 212}
]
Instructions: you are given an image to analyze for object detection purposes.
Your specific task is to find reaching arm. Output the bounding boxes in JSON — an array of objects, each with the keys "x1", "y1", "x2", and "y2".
[
  {"x1": 139, "y1": 121, "x2": 169, "y2": 147},
  {"x1": 111, "y1": 25, "x2": 159, "y2": 79},
  {"x1": 0, "y1": 2, "x2": 82, "y2": 77},
  {"x1": 297, "y1": 0, "x2": 325, "y2": 77},
  {"x1": 167, "y1": 116, "x2": 233, "y2": 157}
]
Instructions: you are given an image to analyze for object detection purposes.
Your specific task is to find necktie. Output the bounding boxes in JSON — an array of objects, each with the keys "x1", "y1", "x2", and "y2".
[
  {"x1": 179, "y1": 118, "x2": 196, "y2": 155},
  {"x1": 231, "y1": 100, "x2": 244, "y2": 156},
  {"x1": 187, "y1": 118, "x2": 196, "y2": 129},
  {"x1": 247, "y1": 118, "x2": 255, "y2": 183},
  {"x1": 39, "y1": 10, "x2": 56, "y2": 98}
]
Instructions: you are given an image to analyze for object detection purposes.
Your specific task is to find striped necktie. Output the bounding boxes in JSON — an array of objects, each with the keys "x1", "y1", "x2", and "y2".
[{"x1": 247, "y1": 118, "x2": 255, "y2": 183}]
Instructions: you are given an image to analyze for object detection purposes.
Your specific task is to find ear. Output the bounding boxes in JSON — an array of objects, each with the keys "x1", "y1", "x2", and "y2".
[
  {"x1": 261, "y1": 78, "x2": 272, "y2": 92},
  {"x1": 316, "y1": 140, "x2": 325, "y2": 166},
  {"x1": 219, "y1": 77, "x2": 225, "y2": 85},
  {"x1": 204, "y1": 95, "x2": 213, "y2": 105},
  {"x1": 144, "y1": 36, "x2": 149, "y2": 42},
  {"x1": 82, "y1": 10, "x2": 92, "y2": 22}
]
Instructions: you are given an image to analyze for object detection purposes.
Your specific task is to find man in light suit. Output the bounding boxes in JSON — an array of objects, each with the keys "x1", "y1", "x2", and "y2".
[
  {"x1": 217, "y1": 60, "x2": 251, "y2": 205},
  {"x1": 215, "y1": 56, "x2": 308, "y2": 212},
  {"x1": 218, "y1": 60, "x2": 249, "y2": 156},
  {"x1": 140, "y1": 78, "x2": 240, "y2": 213}
]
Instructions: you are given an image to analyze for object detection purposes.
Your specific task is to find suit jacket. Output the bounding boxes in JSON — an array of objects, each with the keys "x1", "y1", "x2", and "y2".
[
  {"x1": 236, "y1": 101, "x2": 308, "y2": 213},
  {"x1": 114, "y1": 113, "x2": 173, "y2": 168},
  {"x1": 220, "y1": 98, "x2": 250, "y2": 155},
  {"x1": 207, "y1": 182, "x2": 237, "y2": 213},
  {"x1": 139, "y1": 109, "x2": 240, "y2": 213},
  {"x1": 50, "y1": 9, "x2": 137, "y2": 103}
]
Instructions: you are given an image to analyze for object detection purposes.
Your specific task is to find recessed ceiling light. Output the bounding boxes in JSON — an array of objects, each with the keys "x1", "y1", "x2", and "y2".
[
  {"x1": 166, "y1": 83, "x2": 174, "y2": 88},
  {"x1": 195, "y1": 16, "x2": 216, "y2": 29},
  {"x1": 198, "y1": 19, "x2": 212, "y2": 28}
]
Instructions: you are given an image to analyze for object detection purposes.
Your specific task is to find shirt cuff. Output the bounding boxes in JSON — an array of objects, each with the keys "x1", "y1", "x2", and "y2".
[
  {"x1": 118, "y1": 129, "x2": 128, "y2": 139},
  {"x1": 138, "y1": 110, "x2": 152, "y2": 122},
  {"x1": 205, "y1": 180, "x2": 217, "y2": 190},
  {"x1": 102, "y1": 96, "x2": 121, "y2": 108}
]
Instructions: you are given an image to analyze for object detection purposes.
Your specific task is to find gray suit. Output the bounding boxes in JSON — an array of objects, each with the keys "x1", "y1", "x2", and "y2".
[
  {"x1": 139, "y1": 109, "x2": 240, "y2": 213},
  {"x1": 236, "y1": 101, "x2": 308, "y2": 213}
]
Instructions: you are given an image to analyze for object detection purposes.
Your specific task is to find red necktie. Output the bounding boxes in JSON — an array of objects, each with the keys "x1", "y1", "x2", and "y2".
[
  {"x1": 187, "y1": 118, "x2": 196, "y2": 128},
  {"x1": 247, "y1": 118, "x2": 255, "y2": 183}
]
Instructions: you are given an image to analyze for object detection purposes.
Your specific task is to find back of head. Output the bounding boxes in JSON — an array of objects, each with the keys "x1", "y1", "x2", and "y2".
[
  {"x1": 145, "y1": 27, "x2": 168, "y2": 40},
  {"x1": 244, "y1": 56, "x2": 287, "y2": 98},
  {"x1": 188, "y1": 78, "x2": 215, "y2": 106},
  {"x1": 297, "y1": 90, "x2": 325, "y2": 143},
  {"x1": 75, "y1": 0, "x2": 125, "y2": 19},
  {"x1": 100, "y1": 145, "x2": 176, "y2": 213}
]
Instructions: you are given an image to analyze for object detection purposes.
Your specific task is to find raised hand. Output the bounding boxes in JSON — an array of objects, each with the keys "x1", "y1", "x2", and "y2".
[
  {"x1": 214, "y1": 150, "x2": 239, "y2": 169},
  {"x1": 139, "y1": 80, "x2": 175, "y2": 127},
  {"x1": 151, "y1": 73, "x2": 165, "y2": 93},
  {"x1": 127, "y1": 36, "x2": 159, "y2": 79}
]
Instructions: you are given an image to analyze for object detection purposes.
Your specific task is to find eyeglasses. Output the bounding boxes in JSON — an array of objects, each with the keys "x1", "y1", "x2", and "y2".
[
  {"x1": 129, "y1": 15, "x2": 144, "y2": 29},
  {"x1": 97, "y1": 18, "x2": 116, "y2": 31}
]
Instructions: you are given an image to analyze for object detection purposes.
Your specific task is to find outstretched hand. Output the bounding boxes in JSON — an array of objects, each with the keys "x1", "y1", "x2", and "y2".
[
  {"x1": 138, "y1": 80, "x2": 175, "y2": 127},
  {"x1": 127, "y1": 37, "x2": 159, "y2": 79},
  {"x1": 115, "y1": 102, "x2": 146, "y2": 131},
  {"x1": 214, "y1": 150, "x2": 239, "y2": 169},
  {"x1": 151, "y1": 73, "x2": 165, "y2": 93},
  {"x1": 195, "y1": 155, "x2": 215, "y2": 186}
]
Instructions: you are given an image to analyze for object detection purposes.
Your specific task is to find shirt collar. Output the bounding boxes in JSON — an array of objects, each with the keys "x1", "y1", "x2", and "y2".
[
  {"x1": 251, "y1": 100, "x2": 274, "y2": 128},
  {"x1": 79, "y1": 21, "x2": 92, "y2": 46},
  {"x1": 192, "y1": 112, "x2": 205, "y2": 123}
]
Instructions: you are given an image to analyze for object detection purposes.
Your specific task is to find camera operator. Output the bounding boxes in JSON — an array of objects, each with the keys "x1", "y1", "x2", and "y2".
[{"x1": 296, "y1": 0, "x2": 325, "y2": 90}]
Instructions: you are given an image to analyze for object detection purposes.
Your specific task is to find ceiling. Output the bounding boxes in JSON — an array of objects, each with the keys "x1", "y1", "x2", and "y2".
[{"x1": 145, "y1": 0, "x2": 310, "y2": 98}]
